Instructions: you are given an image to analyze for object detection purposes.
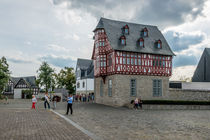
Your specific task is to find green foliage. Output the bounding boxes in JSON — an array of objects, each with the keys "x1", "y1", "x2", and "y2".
[
  {"x1": 22, "y1": 89, "x2": 32, "y2": 99},
  {"x1": 36, "y1": 62, "x2": 55, "y2": 92},
  {"x1": 141, "y1": 100, "x2": 210, "y2": 105},
  {"x1": 56, "y1": 67, "x2": 76, "y2": 94},
  {"x1": 0, "y1": 94, "x2": 3, "y2": 100},
  {"x1": 0, "y1": 57, "x2": 10, "y2": 94}
]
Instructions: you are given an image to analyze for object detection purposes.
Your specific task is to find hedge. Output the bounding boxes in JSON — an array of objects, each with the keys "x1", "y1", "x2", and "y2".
[{"x1": 141, "y1": 100, "x2": 210, "y2": 105}]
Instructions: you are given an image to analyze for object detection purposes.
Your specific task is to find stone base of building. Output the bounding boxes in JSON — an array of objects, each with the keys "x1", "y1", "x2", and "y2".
[{"x1": 95, "y1": 74, "x2": 169, "y2": 107}]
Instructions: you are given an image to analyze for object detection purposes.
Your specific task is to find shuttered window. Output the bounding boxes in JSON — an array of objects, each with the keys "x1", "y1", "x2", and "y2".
[
  {"x1": 153, "y1": 79, "x2": 162, "y2": 96},
  {"x1": 108, "y1": 79, "x2": 112, "y2": 96},
  {"x1": 130, "y1": 79, "x2": 136, "y2": 96}
]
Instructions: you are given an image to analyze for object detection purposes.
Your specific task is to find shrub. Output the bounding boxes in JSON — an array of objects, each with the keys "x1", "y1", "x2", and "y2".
[
  {"x1": 141, "y1": 100, "x2": 210, "y2": 105},
  {"x1": 0, "y1": 94, "x2": 3, "y2": 100},
  {"x1": 22, "y1": 89, "x2": 32, "y2": 99}
]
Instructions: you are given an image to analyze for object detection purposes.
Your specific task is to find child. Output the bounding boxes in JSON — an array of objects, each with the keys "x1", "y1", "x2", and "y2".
[
  {"x1": 134, "y1": 98, "x2": 139, "y2": 110},
  {"x1": 32, "y1": 95, "x2": 37, "y2": 109}
]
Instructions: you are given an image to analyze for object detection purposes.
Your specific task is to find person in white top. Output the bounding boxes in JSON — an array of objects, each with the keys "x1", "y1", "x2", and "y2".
[
  {"x1": 31, "y1": 95, "x2": 37, "y2": 109},
  {"x1": 44, "y1": 92, "x2": 50, "y2": 109}
]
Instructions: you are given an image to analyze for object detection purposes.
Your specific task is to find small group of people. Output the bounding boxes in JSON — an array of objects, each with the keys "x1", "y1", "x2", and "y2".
[
  {"x1": 133, "y1": 97, "x2": 143, "y2": 110},
  {"x1": 74, "y1": 93, "x2": 94, "y2": 102},
  {"x1": 31, "y1": 92, "x2": 58, "y2": 110},
  {"x1": 31, "y1": 92, "x2": 74, "y2": 115}
]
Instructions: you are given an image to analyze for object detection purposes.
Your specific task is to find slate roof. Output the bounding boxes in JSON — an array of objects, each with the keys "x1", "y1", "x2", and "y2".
[
  {"x1": 76, "y1": 58, "x2": 93, "y2": 70},
  {"x1": 94, "y1": 18, "x2": 175, "y2": 56},
  {"x1": 86, "y1": 61, "x2": 94, "y2": 78},
  {"x1": 76, "y1": 58, "x2": 94, "y2": 79},
  {"x1": 192, "y1": 48, "x2": 210, "y2": 82},
  {"x1": 10, "y1": 76, "x2": 37, "y2": 88}
]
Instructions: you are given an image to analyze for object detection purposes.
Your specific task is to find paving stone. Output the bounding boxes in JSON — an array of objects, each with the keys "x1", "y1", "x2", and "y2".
[{"x1": 0, "y1": 108, "x2": 92, "y2": 140}]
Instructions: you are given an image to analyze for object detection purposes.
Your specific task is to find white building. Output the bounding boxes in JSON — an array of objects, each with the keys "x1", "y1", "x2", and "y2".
[{"x1": 76, "y1": 58, "x2": 94, "y2": 95}]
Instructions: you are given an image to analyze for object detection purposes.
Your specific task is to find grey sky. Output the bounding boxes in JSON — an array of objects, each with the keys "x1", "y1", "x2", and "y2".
[{"x1": 0, "y1": 0, "x2": 210, "y2": 78}]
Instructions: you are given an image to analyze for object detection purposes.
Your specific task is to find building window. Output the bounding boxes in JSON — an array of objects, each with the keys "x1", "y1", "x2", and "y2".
[
  {"x1": 130, "y1": 79, "x2": 136, "y2": 96},
  {"x1": 120, "y1": 35, "x2": 126, "y2": 45},
  {"x1": 108, "y1": 79, "x2": 112, "y2": 96},
  {"x1": 77, "y1": 82, "x2": 80, "y2": 88},
  {"x1": 138, "y1": 55, "x2": 141, "y2": 65},
  {"x1": 100, "y1": 55, "x2": 106, "y2": 67},
  {"x1": 121, "y1": 39, "x2": 125, "y2": 45},
  {"x1": 139, "y1": 38, "x2": 144, "y2": 47},
  {"x1": 141, "y1": 27, "x2": 148, "y2": 37},
  {"x1": 82, "y1": 82, "x2": 85, "y2": 88},
  {"x1": 123, "y1": 24, "x2": 129, "y2": 35},
  {"x1": 153, "y1": 79, "x2": 162, "y2": 96},
  {"x1": 100, "y1": 80, "x2": 103, "y2": 96},
  {"x1": 156, "y1": 40, "x2": 162, "y2": 49},
  {"x1": 123, "y1": 53, "x2": 126, "y2": 64},
  {"x1": 108, "y1": 55, "x2": 112, "y2": 66}
]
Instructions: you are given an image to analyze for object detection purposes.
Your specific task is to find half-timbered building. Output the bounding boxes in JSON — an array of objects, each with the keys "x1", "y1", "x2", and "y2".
[
  {"x1": 92, "y1": 18, "x2": 175, "y2": 106},
  {"x1": 3, "y1": 76, "x2": 39, "y2": 99}
]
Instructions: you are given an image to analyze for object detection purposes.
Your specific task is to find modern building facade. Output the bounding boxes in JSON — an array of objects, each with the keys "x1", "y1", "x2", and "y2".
[
  {"x1": 3, "y1": 76, "x2": 39, "y2": 99},
  {"x1": 76, "y1": 58, "x2": 94, "y2": 95},
  {"x1": 92, "y1": 18, "x2": 175, "y2": 106},
  {"x1": 192, "y1": 48, "x2": 210, "y2": 82}
]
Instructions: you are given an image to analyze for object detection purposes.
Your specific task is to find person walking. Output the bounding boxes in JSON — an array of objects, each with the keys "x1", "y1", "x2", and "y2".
[
  {"x1": 44, "y1": 92, "x2": 50, "y2": 109},
  {"x1": 31, "y1": 95, "x2": 37, "y2": 109},
  {"x1": 66, "y1": 94, "x2": 73, "y2": 115}
]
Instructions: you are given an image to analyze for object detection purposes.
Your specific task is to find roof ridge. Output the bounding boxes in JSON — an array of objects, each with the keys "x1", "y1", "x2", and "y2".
[{"x1": 100, "y1": 17, "x2": 157, "y2": 28}]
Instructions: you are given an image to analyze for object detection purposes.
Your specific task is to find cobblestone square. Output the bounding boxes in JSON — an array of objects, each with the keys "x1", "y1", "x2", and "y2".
[
  {"x1": 1, "y1": 99, "x2": 210, "y2": 140},
  {"x1": 0, "y1": 101, "x2": 92, "y2": 140}
]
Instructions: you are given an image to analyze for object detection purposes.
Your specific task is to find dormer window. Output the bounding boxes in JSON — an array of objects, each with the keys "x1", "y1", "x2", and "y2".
[
  {"x1": 139, "y1": 38, "x2": 144, "y2": 47},
  {"x1": 141, "y1": 27, "x2": 148, "y2": 37},
  {"x1": 156, "y1": 40, "x2": 162, "y2": 49},
  {"x1": 120, "y1": 35, "x2": 126, "y2": 45},
  {"x1": 123, "y1": 25, "x2": 129, "y2": 35}
]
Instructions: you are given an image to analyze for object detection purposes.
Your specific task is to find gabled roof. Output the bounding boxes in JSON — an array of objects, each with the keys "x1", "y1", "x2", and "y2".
[
  {"x1": 76, "y1": 58, "x2": 94, "y2": 79},
  {"x1": 94, "y1": 18, "x2": 175, "y2": 56},
  {"x1": 76, "y1": 58, "x2": 93, "y2": 70},
  {"x1": 192, "y1": 48, "x2": 210, "y2": 82},
  {"x1": 86, "y1": 61, "x2": 94, "y2": 78},
  {"x1": 10, "y1": 76, "x2": 37, "y2": 88}
]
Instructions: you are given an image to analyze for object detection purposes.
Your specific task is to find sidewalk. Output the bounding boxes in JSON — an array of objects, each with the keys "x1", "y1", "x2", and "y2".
[{"x1": 0, "y1": 108, "x2": 92, "y2": 140}]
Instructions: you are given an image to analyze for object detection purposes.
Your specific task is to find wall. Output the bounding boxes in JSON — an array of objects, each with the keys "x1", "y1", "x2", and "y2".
[
  {"x1": 14, "y1": 89, "x2": 23, "y2": 99},
  {"x1": 168, "y1": 89, "x2": 210, "y2": 101},
  {"x1": 76, "y1": 78, "x2": 94, "y2": 94},
  {"x1": 95, "y1": 75, "x2": 169, "y2": 106},
  {"x1": 182, "y1": 82, "x2": 210, "y2": 90}
]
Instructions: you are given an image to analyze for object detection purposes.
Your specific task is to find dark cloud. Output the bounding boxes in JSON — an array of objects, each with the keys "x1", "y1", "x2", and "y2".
[
  {"x1": 39, "y1": 55, "x2": 76, "y2": 68},
  {"x1": 52, "y1": 0, "x2": 206, "y2": 28},
  {"x1": 164, "y1": 30, "x2": 205, "y2": 52},
  {"x1": 7, "y1": 58, "x2": 32, "y2": 64},
  {"x1": 173, "y1": 54, "x2": 197, "y2": 67}
]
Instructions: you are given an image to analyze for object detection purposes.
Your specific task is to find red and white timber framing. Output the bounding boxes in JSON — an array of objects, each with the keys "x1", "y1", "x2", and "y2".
[{"x1": 92, "y1": 29, "x2": 172, "y2": 77}]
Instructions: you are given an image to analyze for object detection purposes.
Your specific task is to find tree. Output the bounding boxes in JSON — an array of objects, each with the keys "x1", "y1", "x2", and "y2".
[
  {"x1": 56, "y1": 67, "x2": 76, "y2": 94},
  {"x1": 0, "y1": 57, "x2": 10, "y2": 94},
  {"x1": 36, "y1": 62, "x2": 55, "y2": 92}
]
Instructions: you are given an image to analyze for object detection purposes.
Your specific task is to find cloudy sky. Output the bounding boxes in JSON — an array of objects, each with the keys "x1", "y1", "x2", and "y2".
[{"x1": 0, "y1": 0, "x2": 210, "y2": 80}]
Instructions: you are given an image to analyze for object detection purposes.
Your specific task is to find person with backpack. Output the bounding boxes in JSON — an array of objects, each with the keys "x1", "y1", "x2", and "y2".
[{"x1": 44, "y1": 92, "x2": 50, "y2": 109}]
